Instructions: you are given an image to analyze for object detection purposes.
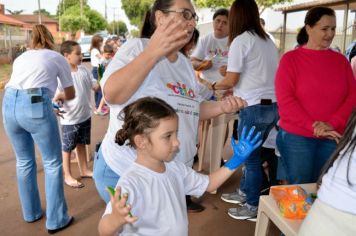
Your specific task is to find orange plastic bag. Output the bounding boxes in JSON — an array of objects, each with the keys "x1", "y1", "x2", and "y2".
[{"x1": 271, "y1": 186, "x2": 312, "y2": 219}]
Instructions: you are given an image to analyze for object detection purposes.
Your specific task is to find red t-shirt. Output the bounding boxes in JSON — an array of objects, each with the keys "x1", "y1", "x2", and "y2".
[{"x1": 275, "y1": 47, "x2": 356, "y2": 137}]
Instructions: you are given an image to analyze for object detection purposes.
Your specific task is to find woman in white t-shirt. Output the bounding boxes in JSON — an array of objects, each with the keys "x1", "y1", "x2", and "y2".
[
  {"x1": 299, "y1": 108, "x2": 356, "y2": 235},
  {"x1": 90, "y1": 34, "x2": 103, "y2": 109},
  {"x1": 208, "y1": 0, "x2": 279, "y2": 220},
  {"x1": 93, "y1": 0, "x2": 247, "y2": 207},
  {"x1": 2, "y1": 24, "x2": 75, "y2": 233}
]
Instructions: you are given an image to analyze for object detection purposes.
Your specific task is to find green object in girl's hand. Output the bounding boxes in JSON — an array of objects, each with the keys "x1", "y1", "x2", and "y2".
[{"x1": 107, "y1": 186, "x2": 133, "y2": 217}]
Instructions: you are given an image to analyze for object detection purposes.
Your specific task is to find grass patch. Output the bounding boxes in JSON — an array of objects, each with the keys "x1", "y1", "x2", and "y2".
[{"x1": 0, "y1": 64, "x2": 12, "y2": 81}]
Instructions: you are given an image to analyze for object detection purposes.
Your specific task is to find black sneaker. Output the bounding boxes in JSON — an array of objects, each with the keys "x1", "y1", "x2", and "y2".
[
  {"x1": 187, "y1": 201, "x2": 205, "y2": 213},
  {"x1": 48, "y1": 217, "x2": 74, "y2": 234}
]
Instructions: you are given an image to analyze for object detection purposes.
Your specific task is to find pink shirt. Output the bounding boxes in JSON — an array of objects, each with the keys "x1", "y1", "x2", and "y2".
[{"x1": 275, "y1": 47, "x2": 356, "y2": 137}]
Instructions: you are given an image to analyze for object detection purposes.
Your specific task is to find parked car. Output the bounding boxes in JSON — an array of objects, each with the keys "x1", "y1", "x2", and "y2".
[{"x1": 78, "y1": 36, "x2": 92, "y2": 60}]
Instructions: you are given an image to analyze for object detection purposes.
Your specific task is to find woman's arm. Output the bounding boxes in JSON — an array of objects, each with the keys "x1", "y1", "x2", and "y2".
[
  {"x1": 208, "y1": 72, "x2": 240, "y2": 91},
  {"x1": 103, "y1": 18, "x2": 192, "y2": 105},
  {"x1": 199, "y1": 96, "x2": 247, "y2": 121}
]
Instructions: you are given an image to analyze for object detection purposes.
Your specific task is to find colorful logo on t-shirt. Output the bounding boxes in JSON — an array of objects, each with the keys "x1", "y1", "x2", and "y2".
[
  {"x1": 208, "y1": 48, "x2": 228, "y2": 58},
  {"x1": 166, "y1": 82, "x2": 195, "y2": 99}
]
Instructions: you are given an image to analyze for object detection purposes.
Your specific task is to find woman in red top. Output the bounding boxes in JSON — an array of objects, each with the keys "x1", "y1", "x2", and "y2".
[{"x1": 275, "y1": 7, "x2": 356, "y2": 184}]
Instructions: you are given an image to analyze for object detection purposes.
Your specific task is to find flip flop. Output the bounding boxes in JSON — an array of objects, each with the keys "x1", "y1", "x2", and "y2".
[{"x1": 64, "y1": 180, "x2": 84, "y2": 188}]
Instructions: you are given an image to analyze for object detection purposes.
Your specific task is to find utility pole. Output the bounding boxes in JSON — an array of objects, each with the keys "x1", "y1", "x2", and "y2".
[
  {"x1": 112, "y1": 7, "x2": 119, "y2": 35},
  {"x1": 105, "y1": 0, "x2": 107, "y2": 20},
  {"x1": 80, "y1": 0, "x2": 83, "y2": 17},
  {"x1": 37, "y1": 0, "x2": 42, "y2": 24}
]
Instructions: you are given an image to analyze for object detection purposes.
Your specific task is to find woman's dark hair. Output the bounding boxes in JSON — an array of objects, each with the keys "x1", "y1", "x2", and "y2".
[
  {"x1": 60, "y1": 40, "x2": 79, "y2": 55},
  {"x1": 90, "y1": 34, "x2": 103, "y2": 52},
  {"x1": 228, "y1": 0, "x2": 268, "y2": 45},
  {"x1": 115, "y1": 97, "x2": 177, "y2": 148},
  {"x1": 318, "y1": 108, "x2": 356, "y2": 185},
  {"x1": 213, "y1": 8, "x2": 229, "y2": 20},
  {"x1": 140, "y1": 0, "x2": 191, "y2": 39},
  {"x1": 31, "y1": 24, "x2": 55, "y2": 50},
  {"x1": 296, "y1": 7, "x2": 335, "y2": 45}
]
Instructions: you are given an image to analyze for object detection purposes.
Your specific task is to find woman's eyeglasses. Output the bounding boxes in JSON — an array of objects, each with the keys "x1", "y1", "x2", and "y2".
[{"x1": 162, "y1": 9, "x2": 199, "y2": 22}]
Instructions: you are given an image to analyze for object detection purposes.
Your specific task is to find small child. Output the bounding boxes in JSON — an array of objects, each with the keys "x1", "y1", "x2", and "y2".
[
  {"x1": 54, "y1": 40, "x2": 99, "y2": 188},
  {"x1": 98, "y1": 97, "x2": 262, "y2": 236},
  {"x1": 95, "y1": 44, "x2": 114, "y2": 116}
]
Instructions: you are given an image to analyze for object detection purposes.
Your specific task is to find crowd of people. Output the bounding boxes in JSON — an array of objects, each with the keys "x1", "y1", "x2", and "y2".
[{"x1": 2, "y1": 0, "x2": 356, "y2": 235}]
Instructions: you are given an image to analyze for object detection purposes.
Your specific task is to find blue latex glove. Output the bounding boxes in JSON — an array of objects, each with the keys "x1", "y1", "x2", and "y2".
[{"x1": 224, "y1": 126, "x2": 263, "y2": 170}]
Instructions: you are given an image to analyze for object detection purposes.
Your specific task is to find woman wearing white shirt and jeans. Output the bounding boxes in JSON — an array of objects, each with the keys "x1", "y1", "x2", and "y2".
[
  {"x1": 93, "y1": 0, "x2": 247, "y2": 209},
  {"x1": 2, "y1": 24, "x2": 75, "y2": 234},
  {"x1": 209, "y1": 0, "x2": 279, "y2": 220}
]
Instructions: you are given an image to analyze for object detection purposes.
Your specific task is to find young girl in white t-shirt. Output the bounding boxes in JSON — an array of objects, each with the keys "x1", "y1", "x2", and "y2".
[
  {"x1": 98, "y1": 96, "x2": 262, "y2": 236},
  {"x1": 54, "y1": 40, "x2": 100, "y2": 188}
]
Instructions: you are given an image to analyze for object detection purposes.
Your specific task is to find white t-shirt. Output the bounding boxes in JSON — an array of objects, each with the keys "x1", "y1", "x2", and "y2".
[
  {"x1": 192, "y1": 33, "x2": 229, "y2": 83},
  {"x1": 318, "y1": 130, "x2": 356, "y2": 215},
  {"x1": 103, "y1": 161, "x2": 209, "y2": 236},
  {"x1": 100, "y1": 38, "x2": 203, "y2": 176},
  {"x1": 90, "y1": 48, "x2": 101, "y2": 67},
  {"x1": 6, "y1": 49, "x2": 73, "y2": 96},
  {"x1": 227, "y1": 31, "x2": 278, "y2": 106},
  {"x1": 57, "y1": 65, "x2": 97, "y2": 125}
]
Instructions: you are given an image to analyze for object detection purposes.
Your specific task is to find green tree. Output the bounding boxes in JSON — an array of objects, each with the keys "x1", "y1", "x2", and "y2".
[
  {"x1": 130, "y1": 29, "x2": 140, "y2": 38},
  {"x1": 108, "y1": 21, "x2": 128, "y2": 36},
  {"x1": 59, "y1": 5, "x2": 107, "y2": 36},
  {"x1": 121, "y1": 0, "x2": 153, "y2": 28},
  {"x1": 57, "y1": 0, "x2": 88, "y2": 16},
  {"x1": 33, "y1": 9, "x2": 51, "y2": 17},
  {"x1": 61, "y1": 15, "x2": 88, "y2": 39},
  {"x1": 193, "y1": 0, "x2": 292, "y2": 13}
]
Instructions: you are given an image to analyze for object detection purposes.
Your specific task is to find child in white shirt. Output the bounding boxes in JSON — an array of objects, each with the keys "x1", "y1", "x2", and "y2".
[
  {"x1": 54, "y1": 40, "x2": 99, "y2": 188},
  {"x1": 98, "y1": 96, "x2": 262, "y2": 236}
]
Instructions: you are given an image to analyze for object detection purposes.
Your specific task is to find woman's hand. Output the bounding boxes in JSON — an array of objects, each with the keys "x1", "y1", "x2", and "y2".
[
  {"x1": 220, "y1": 96, "x2": 247, "y2": 114},
  {"x1": 219, "y1": 65, "x2": 227, "y2": 76},
  {"x1": 107, "y1": 187, "x2": 138, "y2": 225},
  {"x1": 147, "y1": 17, "x2": 191, "y2": 59},
  {"x1": 313, "y1": 121, "x2": 341, "y2": 143},
  {"x1": 225, "y1": 126, "x2": 262, "y2": 170}
]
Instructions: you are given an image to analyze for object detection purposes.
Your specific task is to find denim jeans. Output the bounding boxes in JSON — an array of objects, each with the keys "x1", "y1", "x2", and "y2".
[
  {"x1": 276, "y1": 128, "x2": 337, "y2": 184},
  {"x1": 92, "y1": 66, "x2": 102, "y2": 109},
  {"x1": 2, "y1": 88, "x2": 71, "y2": 230},
  {"x1": 238, "y1": 103, "x2": 279, "y2": 207},
  {"x1": 93, "y1": 147, "x2": 120, "y2": 203}
]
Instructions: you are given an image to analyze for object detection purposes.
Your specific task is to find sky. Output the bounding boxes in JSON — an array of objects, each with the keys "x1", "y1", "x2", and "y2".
[{"x1": 0, "y1": 0, "x2": 134, "y2": 30}]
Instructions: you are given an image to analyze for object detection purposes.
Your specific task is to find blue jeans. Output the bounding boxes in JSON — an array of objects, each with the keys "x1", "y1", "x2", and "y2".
[
  {"x1": 93, "y1": 147, "x2": 120, "y2": 203},
  {"x1": 92, "y1": 67, "x2": 102, "y2": 109},
  {"x1": 2, "y1": 88, "x2": 71, "y2": 230},
  {"x1": 238, "y1": 103, "x2": 279, "y2": 207},
  {"x1": 276, "y1": 128, "x2": 337, "y2": 184}
]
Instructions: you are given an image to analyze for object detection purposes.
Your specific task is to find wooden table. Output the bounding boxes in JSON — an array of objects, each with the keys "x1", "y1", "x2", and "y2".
[{"x1": 255, "y1": 183, "x2": 317, "y2": 236}]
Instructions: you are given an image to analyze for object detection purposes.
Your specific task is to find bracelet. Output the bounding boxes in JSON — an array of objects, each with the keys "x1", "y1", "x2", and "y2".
[{"x1": 212, "y1": 82, "x2": 217, "y2": 91}]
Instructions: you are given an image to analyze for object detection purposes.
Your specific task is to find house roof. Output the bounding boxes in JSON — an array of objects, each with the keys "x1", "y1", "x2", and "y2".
[
  {"x1": 275, "y1": 0, "x2": 356, "y2": 13},
  {"x1": 9, "y1": 14, "x2": 58, "y2": 24},
  {"x1": 0, "y1": 13, "x2": 25, "y2": 26}
]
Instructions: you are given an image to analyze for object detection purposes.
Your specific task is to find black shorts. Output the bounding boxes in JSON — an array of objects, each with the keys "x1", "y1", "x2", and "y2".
[{"x1": 61, "y1": 118, "x2": 91, "y2": 152}]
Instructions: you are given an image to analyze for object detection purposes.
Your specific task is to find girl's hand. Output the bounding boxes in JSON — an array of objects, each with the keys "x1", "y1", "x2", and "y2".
[
  {"x1": 225, "y1": 126, "x2": 262, "y2": 170},
  {"x1": 147, "y1": 17, "x2": 191, "y2": 59},
  {"x1": 107, "y1": 187, "x2": 138, "y2": 225},
  {"x1": 220, "y1": 96, "x2": 247, "y2": 114}
]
